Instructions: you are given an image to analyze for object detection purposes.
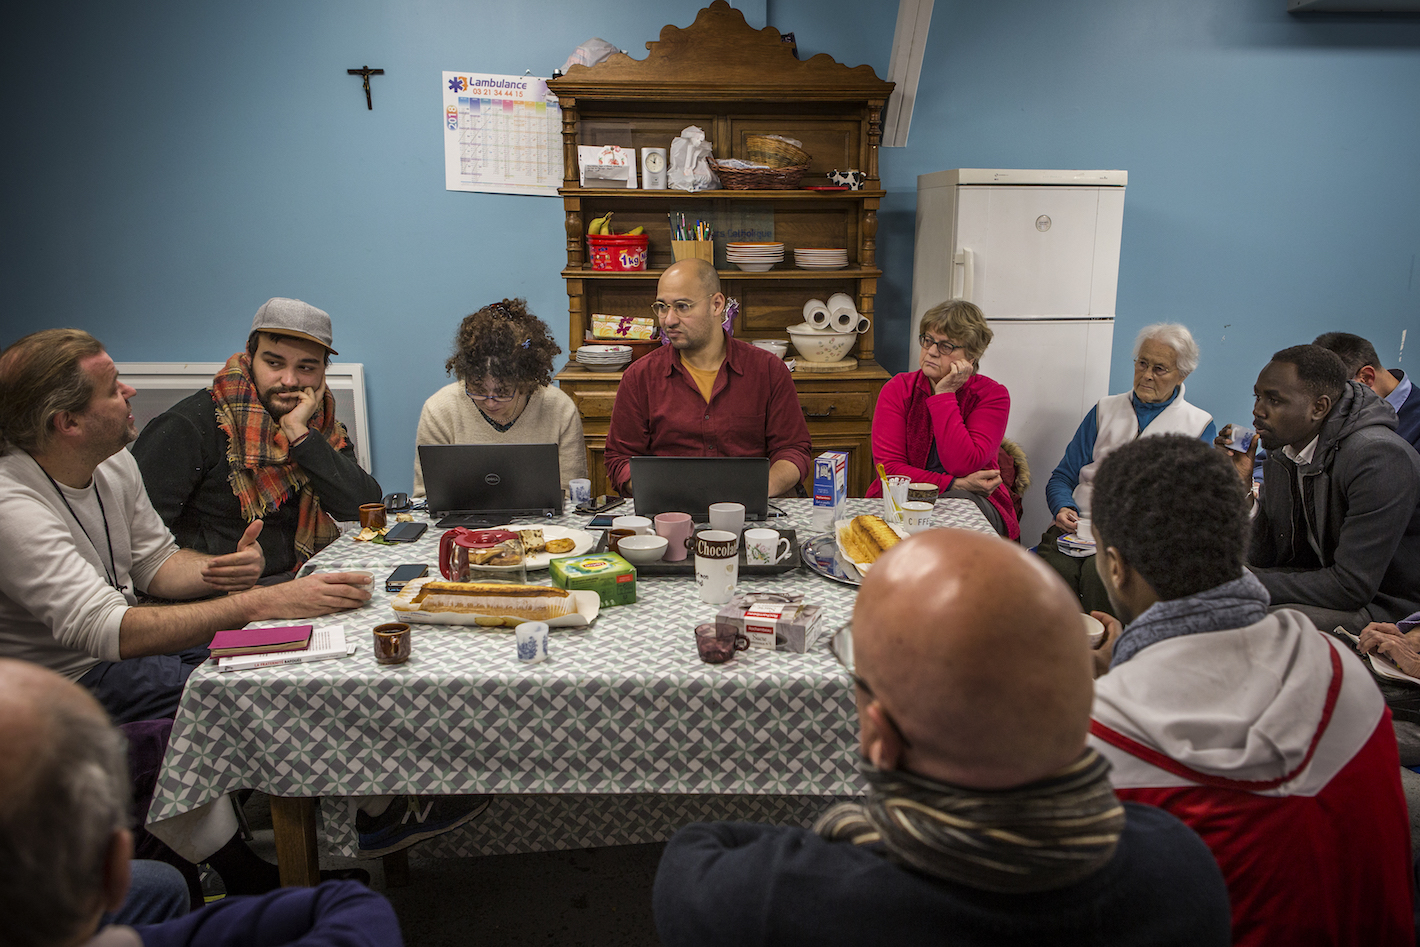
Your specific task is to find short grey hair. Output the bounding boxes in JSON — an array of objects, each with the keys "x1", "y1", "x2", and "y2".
[
  {"x1": 0, "y1": 705, "x2": 131, "y2": 947},
  {"x1": 1133, "y1": 323, "x2": 1199, "y2": 377}
]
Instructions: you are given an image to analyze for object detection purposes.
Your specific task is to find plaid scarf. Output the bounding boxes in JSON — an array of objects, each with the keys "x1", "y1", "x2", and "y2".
[
  {"x1": 815, "y1": 749, "x2": 1125, "y2": 893},
  {"x1": 210, "y1": 352, "x2": 345, "y2": 565}
]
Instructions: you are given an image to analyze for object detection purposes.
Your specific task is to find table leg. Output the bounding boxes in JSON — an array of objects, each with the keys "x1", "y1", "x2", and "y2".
[
  {"x1": 270, "y1": 796, "x2": 321, "y2": 886},
  {"x1": 383, "y1": 849, "x2": 410, "y2": 887}
]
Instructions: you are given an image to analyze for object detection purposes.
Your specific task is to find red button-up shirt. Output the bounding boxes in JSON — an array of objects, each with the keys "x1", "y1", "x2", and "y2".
[{"x1": 604, "y1": 334, "x2": 813, "y2": 494}]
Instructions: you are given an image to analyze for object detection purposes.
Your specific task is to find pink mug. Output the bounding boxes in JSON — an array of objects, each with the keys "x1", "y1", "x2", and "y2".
[{"x1": 654, "y1": 512, "x2": 694, "y2": 562}]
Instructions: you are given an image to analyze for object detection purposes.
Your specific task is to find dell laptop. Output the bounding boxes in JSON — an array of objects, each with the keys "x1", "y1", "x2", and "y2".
[
  {"x1": 629, "y1": 456, "x2": 771, "y2": 523},
  {"x1": 419, "y1": 443, "x2": 562, "y2": 527}
]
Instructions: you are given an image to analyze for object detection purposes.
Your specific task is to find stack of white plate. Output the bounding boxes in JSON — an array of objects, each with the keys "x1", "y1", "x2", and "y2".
[
  {"x1": 575, "y1": 344, "x2": 633, "y2": 372},
  {"x1": 794, "y1": 247, "x2": 849, "y2": 270},
  {"x1": 726, "y1": 242, "x2": 785, "y2": 272}
]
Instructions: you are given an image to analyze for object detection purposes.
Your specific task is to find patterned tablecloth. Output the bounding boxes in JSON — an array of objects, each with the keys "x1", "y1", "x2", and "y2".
[{"x1": 149, "y1": 497, "x2": 994, "y2": 856}]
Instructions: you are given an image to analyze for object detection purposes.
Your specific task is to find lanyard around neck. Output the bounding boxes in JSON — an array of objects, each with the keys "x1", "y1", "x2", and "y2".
[{"x1": 42, "y1": 469, "x2": 125, "y2": 593}]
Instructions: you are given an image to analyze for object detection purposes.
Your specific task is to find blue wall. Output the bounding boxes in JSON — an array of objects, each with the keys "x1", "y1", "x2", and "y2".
[{"x1": 2, "y1": 0, "x2": 1417, "y2": 491}]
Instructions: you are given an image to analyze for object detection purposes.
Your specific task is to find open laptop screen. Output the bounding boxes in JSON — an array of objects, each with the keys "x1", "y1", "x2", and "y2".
[
  {"x1": 629, "y1": 456, "x2": 770, "y2": 523},
  {"x1": 419, "y1": 443, "x2": 562, "y2": 525}
]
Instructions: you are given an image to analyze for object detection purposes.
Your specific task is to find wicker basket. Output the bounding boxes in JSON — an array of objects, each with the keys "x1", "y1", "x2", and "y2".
[
  {"x1": 746, "y1": 135, "x2": 811, "y2": 168},
  {"x1": 709, "y1": 159, "x2": 809, "y2": 190}
]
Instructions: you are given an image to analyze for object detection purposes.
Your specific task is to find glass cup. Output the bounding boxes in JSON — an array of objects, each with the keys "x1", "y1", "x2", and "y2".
[
  {"x1": 372, "y1": 622, "x2": 411, "y2": 666},
  {"x1": 881, "y1": 477, "x2": 910, "y2": 525},
  {"x1": 695, "y1": 622, "x2": 749, "y2": 664}
]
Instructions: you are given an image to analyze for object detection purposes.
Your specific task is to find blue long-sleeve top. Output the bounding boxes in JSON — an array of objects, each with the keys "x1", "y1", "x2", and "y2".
[{"x1": 1046, "y1": 388, "x2": 1217, "y2": 516}]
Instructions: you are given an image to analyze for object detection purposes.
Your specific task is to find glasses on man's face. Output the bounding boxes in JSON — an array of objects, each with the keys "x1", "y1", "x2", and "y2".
[
  {"x1": 465, "y1": 387, "x2": 517, "y2": 405},
  {"x1": 919, "y1": 334, "x2": 966, "y2": 357},
  {"x1": 650, "y1": 293, "x2": 714, "y2": 319},
  {"x1": 829, "y1": 620, "x2": 912, "y2": 748}
]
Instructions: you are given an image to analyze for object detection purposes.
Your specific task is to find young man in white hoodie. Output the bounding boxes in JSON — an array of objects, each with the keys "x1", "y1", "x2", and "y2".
[{"x1": 1087, "y1": 434, "x2": 1413, "y2": 947}]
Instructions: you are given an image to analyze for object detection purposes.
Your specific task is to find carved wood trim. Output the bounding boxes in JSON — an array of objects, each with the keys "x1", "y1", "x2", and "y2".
[{"x1": 549, "y1": 2, "x2": 894, "y2": 100}]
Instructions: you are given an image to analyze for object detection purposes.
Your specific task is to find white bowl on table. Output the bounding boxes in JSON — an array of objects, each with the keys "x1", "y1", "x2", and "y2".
[
  {"x1": 786, "y1": 323, "x2": 855, "y2": 362},
  {"x1": 751, "y1": 339, "x2": 789, "y2": 359},
  {"x1": 616, "y1": 534, "x2": 668, "y2": 564}
]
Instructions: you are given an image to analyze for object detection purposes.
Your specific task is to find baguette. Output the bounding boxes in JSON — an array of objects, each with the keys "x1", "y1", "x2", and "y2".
[{"x1": 396, "y1": 581, "x2": 576, "y2": 625}]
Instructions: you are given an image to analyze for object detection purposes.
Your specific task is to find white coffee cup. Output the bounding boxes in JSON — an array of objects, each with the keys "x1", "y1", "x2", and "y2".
[
  {"x1": 514, "y1": 621, "x2": 549, "y2": 664},
  {"x1": 694, "y1": 529, "x2": 739, "y2": 604},
  {"x1": 744, "y1": 527, "x2": 792, "y2": 565},
  {"x1": 901, "y1": 500, "x2": 934, "y2": 534},
  {"x1": 708, "y1": 502, "x2": 746, "y2": 535},
  {"x1": 1076, "y1": 515, "x2": 1094, "y2": 543},
  {"x1": 611, "y1": 515, "x2": 654, "y2": 536}
]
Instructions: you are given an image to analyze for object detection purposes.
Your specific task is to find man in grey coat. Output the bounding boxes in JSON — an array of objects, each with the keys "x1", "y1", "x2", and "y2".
[{"x1": 1226, "y1": 344, "x2": 1420, "y2": 633}]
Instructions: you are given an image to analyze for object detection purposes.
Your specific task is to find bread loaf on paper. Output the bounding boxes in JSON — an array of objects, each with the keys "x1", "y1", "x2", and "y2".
[
  {"x1": 395, "y1": 582, "x2": 576, "y2": 626},
  {"x1": 841, "y1": 515, "x2": 901, "y2": 565}
]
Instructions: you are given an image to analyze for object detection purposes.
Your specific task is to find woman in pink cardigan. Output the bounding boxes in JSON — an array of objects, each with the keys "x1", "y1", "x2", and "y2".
[{"x1": 868, "y1": 299, "x2": 1018, "y2": 539}]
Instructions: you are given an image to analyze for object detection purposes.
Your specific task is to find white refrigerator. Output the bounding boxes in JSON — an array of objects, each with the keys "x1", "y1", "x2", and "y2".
[{"x1": 911, "y1": 168, "x2": 1127, "y2": 544}]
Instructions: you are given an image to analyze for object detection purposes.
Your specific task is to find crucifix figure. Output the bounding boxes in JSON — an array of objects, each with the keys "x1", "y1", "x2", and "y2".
[{"x1": 347, "y1": 66, "x2": 384, "y2": 110}]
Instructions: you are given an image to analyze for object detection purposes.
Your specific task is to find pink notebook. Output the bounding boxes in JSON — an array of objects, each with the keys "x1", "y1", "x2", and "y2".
[{"x1": 209, "y1": 624, "x2": 313, "y2": 657}]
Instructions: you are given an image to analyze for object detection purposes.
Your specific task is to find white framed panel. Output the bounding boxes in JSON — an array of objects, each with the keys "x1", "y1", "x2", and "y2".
[{"x1": 115, "y1": 362, "x2": 371, "y2": 472}]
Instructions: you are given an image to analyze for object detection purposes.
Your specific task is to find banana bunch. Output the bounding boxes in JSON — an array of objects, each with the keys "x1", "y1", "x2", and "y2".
[{"x1": 586, "y1": 213, "x2": 644, "y2": 237}]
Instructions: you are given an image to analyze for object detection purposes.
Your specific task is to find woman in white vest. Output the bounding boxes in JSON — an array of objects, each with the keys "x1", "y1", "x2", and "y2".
[{"x1": 1035, "y1": 323, "x2": 1216, "y2": 614}]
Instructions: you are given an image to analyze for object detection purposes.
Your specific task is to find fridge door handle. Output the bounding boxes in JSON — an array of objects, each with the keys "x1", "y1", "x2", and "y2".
[{"x1": 953, "y1": 247, "x2": 975, "y2": 302}]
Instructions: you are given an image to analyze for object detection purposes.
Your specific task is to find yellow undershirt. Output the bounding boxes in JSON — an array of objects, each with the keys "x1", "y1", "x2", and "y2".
[{"x1": 681, "y1": 361, "x2": 721, "y2": 403}]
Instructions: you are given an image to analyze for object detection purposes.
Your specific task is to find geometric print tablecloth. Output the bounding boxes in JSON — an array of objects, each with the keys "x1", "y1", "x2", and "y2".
[{"x1": 150, "y1": 498, "x2": 994, "y2": 856}]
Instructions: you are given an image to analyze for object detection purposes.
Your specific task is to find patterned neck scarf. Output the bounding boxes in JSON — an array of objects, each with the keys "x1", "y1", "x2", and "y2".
[
  {"x1": 210, "y1": 352, "x2": 346, "y2": 565},
  {"x1": 815, "y1": 749, "x2": 1125, "y2": 893}
]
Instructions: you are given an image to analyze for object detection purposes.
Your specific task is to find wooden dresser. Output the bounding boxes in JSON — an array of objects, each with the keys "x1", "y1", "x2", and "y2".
[{"x1": 550, "y1": 1, "x2": 895, "y2": 496}]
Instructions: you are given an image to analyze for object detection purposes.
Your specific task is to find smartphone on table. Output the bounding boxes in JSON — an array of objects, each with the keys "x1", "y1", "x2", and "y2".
[{"x1": 385, "y1": 563, "x2": 429, "y2": 592}]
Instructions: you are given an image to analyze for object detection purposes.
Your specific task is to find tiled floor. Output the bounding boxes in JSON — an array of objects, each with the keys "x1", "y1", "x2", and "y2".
[{"x1": 243, "y1": 793, "x2": 665, "y2": 946}]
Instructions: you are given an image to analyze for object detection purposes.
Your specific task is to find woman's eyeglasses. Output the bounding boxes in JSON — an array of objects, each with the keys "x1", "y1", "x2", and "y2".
[
  {"x1": 919, "y1": 334, "x2": 966, "y2": 357},
  {"x1": 465, "y1": 388, "x2": 517, "y2": 404},
  {"x1": 650, "y1": 293, "x2": 713, "y2": 318}
]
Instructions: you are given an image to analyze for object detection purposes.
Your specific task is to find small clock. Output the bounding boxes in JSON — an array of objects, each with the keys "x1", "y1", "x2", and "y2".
[{"x1": 642, "y1": 148, "x2": 667, "y2": 189}]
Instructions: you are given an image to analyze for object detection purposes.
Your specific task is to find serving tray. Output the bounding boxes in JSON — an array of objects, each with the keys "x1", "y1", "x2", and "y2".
[{"x1": 598, "y1": 527, "x2": 803, "y2": 576}]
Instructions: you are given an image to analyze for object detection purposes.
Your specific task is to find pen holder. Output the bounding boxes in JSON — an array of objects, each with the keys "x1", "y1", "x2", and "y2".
[{"x1": 672, "y1": 240, "x2": 714, "y2": 263}]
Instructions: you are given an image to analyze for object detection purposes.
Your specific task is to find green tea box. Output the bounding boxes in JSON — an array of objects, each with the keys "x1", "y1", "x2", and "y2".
[{"x1": 549, "y1": 552, "x2": 638, "y2": 607}]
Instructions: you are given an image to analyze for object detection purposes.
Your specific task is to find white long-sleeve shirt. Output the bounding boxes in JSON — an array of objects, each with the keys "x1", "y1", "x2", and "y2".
[{"x1": 0, "y1": 448, "x2": 178, "y2": 679}]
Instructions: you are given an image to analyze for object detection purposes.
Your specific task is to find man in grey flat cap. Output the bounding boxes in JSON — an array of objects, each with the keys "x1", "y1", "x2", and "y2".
[{"x1": 134, "y1": 298, "x2": 382, "y2": 583}]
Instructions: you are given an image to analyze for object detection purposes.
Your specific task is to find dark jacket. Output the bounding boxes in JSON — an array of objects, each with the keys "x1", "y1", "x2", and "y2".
[
  {"x1": 1251, "y1": 381, "x2": 1420, "y2": 621},
  {"x1": 132, "y1": 390, "x2": 381, "y2": 578},
  {"x1": 652, "y1": 805, "x2": 1230, "y2": 947},
  {"x1": 132, "y1": 880, "x2": 401, "y2": 946}
]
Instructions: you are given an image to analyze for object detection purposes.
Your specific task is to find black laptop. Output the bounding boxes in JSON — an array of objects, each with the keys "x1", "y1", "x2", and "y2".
[
  {"x1": 419, "y1": 444, "x2": 562, "y2": 527},
  {"x1": 629, "y1": 456, "x2": 771, "y2": 523}
]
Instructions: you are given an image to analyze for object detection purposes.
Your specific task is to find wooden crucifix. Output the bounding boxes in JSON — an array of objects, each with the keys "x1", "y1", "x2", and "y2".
[{"x1": 347, "y1": 66, "x2": 384, "y2": 110}]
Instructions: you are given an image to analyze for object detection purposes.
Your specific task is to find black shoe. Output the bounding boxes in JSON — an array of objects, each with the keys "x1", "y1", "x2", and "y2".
[{"x1": 356, "y1": 795, "x2": 490, "y2": 858}]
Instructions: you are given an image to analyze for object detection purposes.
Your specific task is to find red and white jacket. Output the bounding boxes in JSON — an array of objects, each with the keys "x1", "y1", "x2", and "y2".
[{"x1": 1090, "y1": 609, "x2": 1413, "y2": 947}]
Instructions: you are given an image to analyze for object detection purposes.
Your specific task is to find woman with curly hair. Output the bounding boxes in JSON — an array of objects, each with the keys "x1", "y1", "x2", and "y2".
[{"x1": 413, "y1": 299, "x2": 587, "y2": 496}]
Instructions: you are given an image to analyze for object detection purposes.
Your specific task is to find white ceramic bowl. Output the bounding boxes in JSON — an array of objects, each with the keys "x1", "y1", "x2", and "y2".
[
  {"x1": 752, "y1": 339, "x2": 789, "y2": 359},
  {"x1": 786, "y1": 323, "x2": 855, "y2": 362},
  {"x1": 616, "y1": 534, "x2": 668, "y2": 564}
]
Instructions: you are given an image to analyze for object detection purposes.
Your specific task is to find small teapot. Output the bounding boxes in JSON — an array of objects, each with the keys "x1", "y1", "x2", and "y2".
[{"x1": 438, "y1": 528, "x2": 519, "y2": 582}]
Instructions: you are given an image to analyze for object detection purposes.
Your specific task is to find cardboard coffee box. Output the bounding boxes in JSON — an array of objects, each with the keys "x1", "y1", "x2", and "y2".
[
  {"x1": 548, "y1": 552, "x2": 638, "y2": 607},
  {"x1": 715, "y1": 593, "x2": 825, "y2": 652}
]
